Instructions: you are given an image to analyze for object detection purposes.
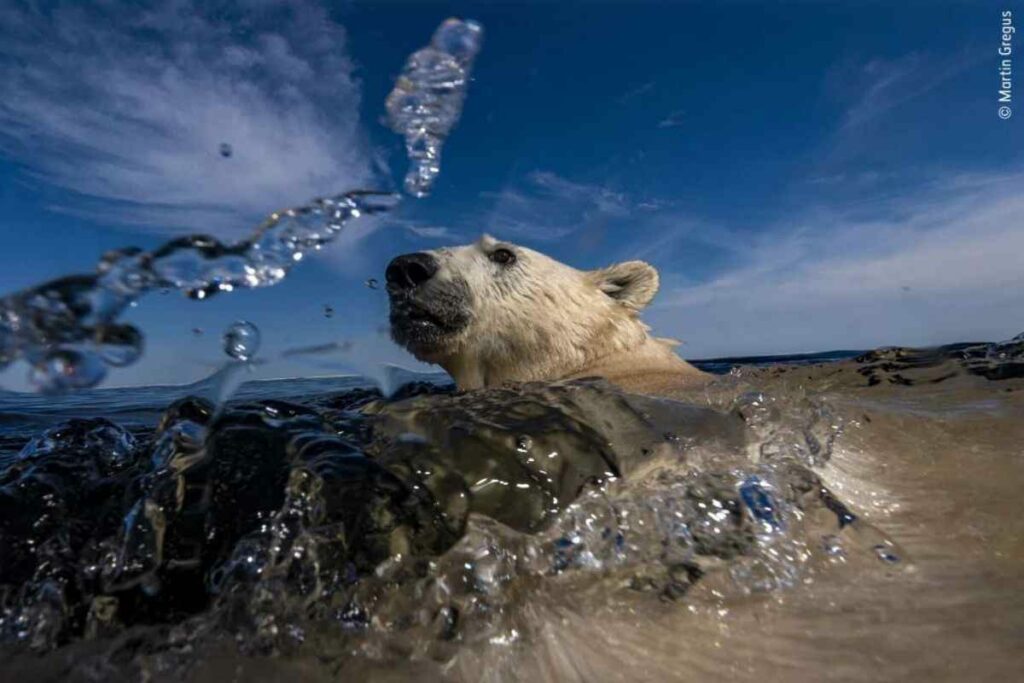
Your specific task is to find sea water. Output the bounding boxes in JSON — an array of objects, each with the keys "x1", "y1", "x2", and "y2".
[{"x1": 0, "y1": 341, "x2": 1021, "y2": 681}]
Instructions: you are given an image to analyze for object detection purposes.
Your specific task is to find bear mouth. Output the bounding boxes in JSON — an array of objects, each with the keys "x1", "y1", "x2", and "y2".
[
  {"x1": 388, "y1": 294, "x2": 470, "y2": 354},
  {"x1": 397, "y1": 304, "x2": 447, "y2": 329}
]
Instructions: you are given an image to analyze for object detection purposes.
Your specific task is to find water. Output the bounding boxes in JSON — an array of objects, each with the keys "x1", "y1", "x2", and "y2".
[
  {"x1": 0, "y1": 339, "x2": 1021, "y2": 681},
  {"x1": 385, "y1": 19, "x2": 483, "y2": 197},
  {"x1": 0, "y1": 16, "x2": 482, "y2": 395},
  {"x1": 222, "y1": 321, "x2": 261, "y2": 361},
  {"x1": 0, "y1": 190, "x2": 397, "y2": 393},
  {"x1": 1, "y1": 12, "x2": 1020, "y2": 680}
]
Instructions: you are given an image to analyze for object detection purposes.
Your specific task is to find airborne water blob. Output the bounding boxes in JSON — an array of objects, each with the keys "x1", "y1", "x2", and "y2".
[
  {"x1": 222, "y1": 321, "x2": 261, "y2": 361},
  {"x1": 386, "y1": 18, "x2": 483, "y2": 197}
]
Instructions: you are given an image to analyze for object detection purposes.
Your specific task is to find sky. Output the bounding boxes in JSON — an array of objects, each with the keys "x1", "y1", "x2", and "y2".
[{"x1": 0, "y1": 0, "x2": 1022, "y2": 390}]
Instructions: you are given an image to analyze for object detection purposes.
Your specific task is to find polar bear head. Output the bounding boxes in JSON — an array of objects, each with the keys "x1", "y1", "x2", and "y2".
[{"x1": 385, "y1": 235, "x2": 662, "y2": 389}]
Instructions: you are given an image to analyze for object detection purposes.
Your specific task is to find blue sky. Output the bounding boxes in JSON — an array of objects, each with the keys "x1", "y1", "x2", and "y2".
[{"x1": 0, "y1": 0, "x2": 1022, "y2": 390}]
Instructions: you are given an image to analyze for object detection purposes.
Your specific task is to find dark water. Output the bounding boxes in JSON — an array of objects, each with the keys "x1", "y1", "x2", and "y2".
[
  {"x1": 690, "y1": 350, "x2": 863, "y2": 375},
  {"x1": 0, "y1": 350, "x2": 856, "y2": 438},
  {"x1": 1, "y1": 339, "x2": 1021, "y2": 682},
  {"x1": 0, "y1": 370, "x2": 452, "y2": 441}
]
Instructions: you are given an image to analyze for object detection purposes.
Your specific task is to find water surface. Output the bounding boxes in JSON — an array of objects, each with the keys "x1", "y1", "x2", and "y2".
[{"x1": 1, "y1": 341, "x2": 1021, "y2": 682}]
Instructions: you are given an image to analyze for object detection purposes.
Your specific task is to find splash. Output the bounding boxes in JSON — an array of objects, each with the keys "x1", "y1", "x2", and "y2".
[
  {"x1": 0, "y1": 191, "x2": 398, "y2": 393},
  {"x1": 0, "y1": 16, "x2": 488, "y2": 393},
  {"x1": 0, "y1": 374, "x2": 907, "y2": 660},
  {"x1": 386, "y1": 18, "x2": 484, "y2": 197},
  {"x1": 3, "y1": 344, "x2": 1022, "y2": 678}
]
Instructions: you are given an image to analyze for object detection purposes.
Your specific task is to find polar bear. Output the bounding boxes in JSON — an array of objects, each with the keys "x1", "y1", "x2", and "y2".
[{"x1": 385, "y1": 235, "x2": 707, "y2": 394}]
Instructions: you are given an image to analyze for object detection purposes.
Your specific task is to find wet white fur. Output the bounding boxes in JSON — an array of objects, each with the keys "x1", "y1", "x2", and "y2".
[{"x1": 412, "y1": 235, "x2": 705, "y2": 392}]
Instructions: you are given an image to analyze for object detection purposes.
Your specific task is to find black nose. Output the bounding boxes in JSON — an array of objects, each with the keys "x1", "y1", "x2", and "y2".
[{"x1": 385, "y1": 252, "x2": 438, "y2": 290}]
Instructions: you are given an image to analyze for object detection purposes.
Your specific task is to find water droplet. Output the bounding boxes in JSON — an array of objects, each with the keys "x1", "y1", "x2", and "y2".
[
  {"x1": 192, "y1": 327, "x2": 204, "y2": 336},
  {"x1": 365, "y1": 278, "x2": 379, "y2": 290},
  {"x1": 222, "y1": 321, "x2": 261, "y2": 361},
  {"x1": 323, "y1": 304, "x2": 334, "y2": 318},
  {"x1": 219, "y1": 142, "x2": 233, "y2": 158}
]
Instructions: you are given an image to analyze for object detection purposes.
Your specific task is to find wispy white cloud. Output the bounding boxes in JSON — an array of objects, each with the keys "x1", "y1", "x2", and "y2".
[
  {"x1": 402, "y1": 224, "x2": 458, "y2": 239},
  {"x1": 621, "y1": 213, "x2": 740, "y2": 265},
  {"x1": 0, "y1": 1, "x2": 378, "y2": 237},
  {"x1": 475, "y1": 170, "x2": 731, "y2": 278},
  {"x1": 651, "y1": 170, "x2": 1024, "y2": 357},
  {"x1": 616, "y1": 81, "x2": 654, "y2": 104},
  {"x1": 381, "y1": 217, "x2": 461, "y2": 240},
  {"x1": 831, "y1": 50, "x2": 979, "y2": 130},
  {"x1": 657, "y1": 109, "x2": 686, "y2": 129},
  {"x1": 480, "y1": 170, "x2": 632, "y2": 240},
  {"x1": 635, "y1": 51, "x2": 1021, "y2": 355}
]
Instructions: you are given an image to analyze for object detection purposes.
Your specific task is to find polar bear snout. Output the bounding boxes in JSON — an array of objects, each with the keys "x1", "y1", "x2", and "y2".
[
  {"x1": 386, "y1": 251, "x2": 473, "y2": 360},
  {"x1": 385, "y1": 252, "x2": 439, "y2": 291}
]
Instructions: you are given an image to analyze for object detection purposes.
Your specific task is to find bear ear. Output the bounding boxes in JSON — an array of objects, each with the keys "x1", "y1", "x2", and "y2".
[{"x1": 589, "y1": 260, "x2": 659, "y2": 311}]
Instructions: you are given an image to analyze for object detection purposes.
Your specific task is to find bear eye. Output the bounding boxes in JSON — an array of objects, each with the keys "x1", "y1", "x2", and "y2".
[{"x1": 489, "y1": 248, "x2": 516, "y2": 265}]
